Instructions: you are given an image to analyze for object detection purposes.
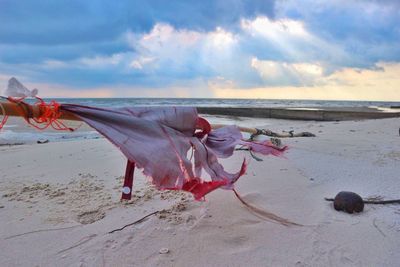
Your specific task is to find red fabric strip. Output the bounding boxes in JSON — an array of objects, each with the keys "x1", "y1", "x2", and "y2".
[
  {"x1": 121, "y1": 160, "x2": 135, "y2": 200},
  {"x1": 181, "y1": 179, "x2": 228, "y2": 200}
]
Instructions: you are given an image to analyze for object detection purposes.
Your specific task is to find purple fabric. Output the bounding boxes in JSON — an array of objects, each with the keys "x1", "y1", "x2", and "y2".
[
  {"x1": 60, "y1": 104, "x2": 286, "y2": 198},
  {"x1": 206, "y1": 125, "x2": 287, "y2": 158},
  {"x1": 205, "y1": 125, "x2": 243, "y2": 158}
]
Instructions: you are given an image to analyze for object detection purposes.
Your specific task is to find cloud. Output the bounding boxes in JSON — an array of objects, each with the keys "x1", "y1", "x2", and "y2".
[
  {"x1": 211, "y1": 62, "x2": 400, "y2": 101},
  {"x1": 0, "y1": 1, "x2": 399, "y2": 100},
  {"x1": 0, "y1": 77, "x2": 113, "y2": 98},
  {"x1": 0, "y1": 39, "x2": 130, "y2": 64},
  {"x1": 250, "y1": 57, "x2": 324, "y2": 86},
  {"x1": 97, "y1": 23, "x2": 239, "y2": 84},
  {"x1": 275, "y1": 0, "x2": 400, "y2": 66},
  {"x1": 0, "y1": 15, "x2": 395, "y2": 92},
  {"x1": 79, "y1": 54, "x2": 124, "y2": 68},
  {"x1": 239, "y1": 16, "x2": 352, "y2": 68},
  {"x1": 0, "y1": 22, "x2": 242, "y2": 88},
  {"x1": 0, "y1": 0, "x2": 275, "y2": 71},
  {"x1": 0, "y1": 0, "x2": 275, "y2": 45},
  {"x1": 129, "y1": 57, "x2": 157, "y2": 70},
  {"x1": 125, "y1": 24, "x2": 205, "y2": 75},
  {"x1": 2, "y1": 60, "x2": 398, "y2": 101}
]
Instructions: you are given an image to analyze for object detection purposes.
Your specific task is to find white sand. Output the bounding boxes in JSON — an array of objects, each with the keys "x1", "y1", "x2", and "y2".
[{"x1": 1, "y1": 117, "x2": 400, "y2": 266}]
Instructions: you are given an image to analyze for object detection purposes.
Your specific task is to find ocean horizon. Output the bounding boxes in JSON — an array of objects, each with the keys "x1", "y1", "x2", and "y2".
[{"x1": 36, "y1": 97, "x2": 400, "y2": 109}]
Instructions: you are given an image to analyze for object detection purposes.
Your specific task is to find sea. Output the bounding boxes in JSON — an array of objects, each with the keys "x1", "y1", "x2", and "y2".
[
  {"x1": 36, "y1": 98, "x2": 400, "y2": 109},
  {"x1": 1, "y1": 98, "x2": 399, "y2": 144}
]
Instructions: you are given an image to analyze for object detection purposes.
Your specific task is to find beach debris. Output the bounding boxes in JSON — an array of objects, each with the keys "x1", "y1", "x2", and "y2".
[
  {"x1": 331, "y1": 191, "x2": 364, "y2": 214},
  {"x1": 236, "y1": 136, "x2": 285, "y2": 162},
  {"x1": 249, "y1": 128, "x2": 315, "y2": 140},
  {"x1": 59, "y1": 105, "x2": 286, "y2": 201},
  {"x1": 1, "y1": 78, "x2": 297, "y2": 225},
  {"x1": 0, "y1": 94, "x2": 286, "y2": 200},
  {"x1": 325, "y1": 191, "x2": 400, "y2": 213},
  {"x1": 233, "y1": 189, "x2": 301, "y2": 226},
  {"x1": 159, "y1": 248, "x2": 170, "y2": 254},
  {"x1": 108, "y1": 211, "x2": 159, "y2": 233},
  {"x1": 3, "y1": 77, "x2": 38, "y2": 98},
  {"x1": 270, "y1": 137, "x2": 282, "y2": 147}
]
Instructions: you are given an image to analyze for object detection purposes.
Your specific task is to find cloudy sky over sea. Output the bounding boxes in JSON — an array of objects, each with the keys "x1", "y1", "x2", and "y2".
[{"x1": 0, "y1": 0, "x2": 399, "y2": 100}]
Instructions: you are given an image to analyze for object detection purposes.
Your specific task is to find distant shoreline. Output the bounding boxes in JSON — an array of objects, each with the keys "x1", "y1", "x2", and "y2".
[
  {"x1": 197, "y1": 106, "x2": 400, "y2": 121},
  {"x1": 16, "y1": 98, "x2": 400, "y2": 110}
]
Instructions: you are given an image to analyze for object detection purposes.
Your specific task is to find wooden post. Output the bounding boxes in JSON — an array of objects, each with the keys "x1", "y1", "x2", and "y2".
[
  {"x1": 0, "y1": 101, "x2": 261, "y2": 134},
  {"x1": 0, "y1": 101, "x2": 80, "y2": 121}
]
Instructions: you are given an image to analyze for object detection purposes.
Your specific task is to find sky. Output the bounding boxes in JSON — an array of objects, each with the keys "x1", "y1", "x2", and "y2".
[{"x1": 0, "y1": 0, "x2": 399, "y2": 100}]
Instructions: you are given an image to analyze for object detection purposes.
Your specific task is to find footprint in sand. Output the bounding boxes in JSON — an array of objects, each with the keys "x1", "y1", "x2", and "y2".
[{"x1": 77, "y1": 209, "x2": 106, "y2": 224}]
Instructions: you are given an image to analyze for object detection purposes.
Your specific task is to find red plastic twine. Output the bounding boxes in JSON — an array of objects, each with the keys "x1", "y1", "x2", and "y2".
[
  {"x1": 5, "y1": 97, "x2": 75, "y2": 132},
  {"x1": 31, "y1": 97, "x2": 75, "y2": 131},
  {"x1": 0, "y1": 102, "x2": 9, "y2": 130}
]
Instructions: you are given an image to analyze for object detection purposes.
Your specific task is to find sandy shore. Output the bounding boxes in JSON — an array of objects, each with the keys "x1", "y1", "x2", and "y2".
[{"x1": 1, "y1": 117, "x2": 400, "y2": 266}]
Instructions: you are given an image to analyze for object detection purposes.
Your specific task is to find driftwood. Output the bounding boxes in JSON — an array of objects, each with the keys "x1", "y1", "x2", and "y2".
[
  {"x1": 325, "y1": 191, "x2": 400, "y2": 214},
  {"x1": 233, "y1": 189, "x2": 301, "y2": 226},
  {"x1": 211, "y1": 124, "x2": 316, "y2": 139},
  {"x1": 108, "y1": 211, "x2": 159, "y2": 233},
  {"x1": 325, "y1": 197, "x2": 400, "y2": 205},
  {"x1": 234, "y1": 128, "x2": 315, "y2": 161},
  {"x1": 249, "y1": 128, "x2": 315, "y2": 139}
]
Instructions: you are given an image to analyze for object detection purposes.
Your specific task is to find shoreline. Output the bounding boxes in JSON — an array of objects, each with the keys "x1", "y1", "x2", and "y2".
[
  {"x1": 198, "y1": 106, "x2": 400, "y2": 121},
  {"x1": 1, "y1": 109, "x2": 399, "y2": 146}
]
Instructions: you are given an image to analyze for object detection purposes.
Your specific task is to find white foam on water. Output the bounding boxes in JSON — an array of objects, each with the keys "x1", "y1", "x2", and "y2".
[
  {"x1": 285, "y1": 107, "x2": 322, "y2": 111},
  {"x1": 1, "y1": 124, "x2": 18, "y2": 128},
  {"x1": 368, "y1": 105, "x2": 400, "y2": 113}
]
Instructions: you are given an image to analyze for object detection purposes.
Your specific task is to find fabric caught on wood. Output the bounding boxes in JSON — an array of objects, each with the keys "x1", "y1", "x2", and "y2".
[{"x1": 61, "y1": 104, "x2": 286, "y2": 200}]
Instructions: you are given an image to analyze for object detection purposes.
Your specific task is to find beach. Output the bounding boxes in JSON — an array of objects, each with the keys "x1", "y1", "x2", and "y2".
[{"x1": 1, "y1": 115, "x2": 400, "y2": 266}]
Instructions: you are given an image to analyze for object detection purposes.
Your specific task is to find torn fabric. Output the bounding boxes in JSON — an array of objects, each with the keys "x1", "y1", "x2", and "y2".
[{"x1": 61, "y1": 104, "x2": 286, "y2": 200}]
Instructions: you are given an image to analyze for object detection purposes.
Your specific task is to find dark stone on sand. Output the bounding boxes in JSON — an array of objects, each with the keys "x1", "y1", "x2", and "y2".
[{"x1": 333, "y1": 191, "x2": 364, "y2": 214}]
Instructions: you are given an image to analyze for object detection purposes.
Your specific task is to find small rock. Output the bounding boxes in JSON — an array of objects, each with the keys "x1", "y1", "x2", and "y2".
[
  {"x1": 333, "y1": 191, "x2": 364, "y2": 214},
  {"x1": 159, "y1": 248, "x2": 169, "y2": 254},
  {"x1": 0, "y1": 205, "x2": 4, "y2": 208}
]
